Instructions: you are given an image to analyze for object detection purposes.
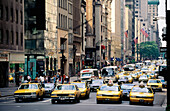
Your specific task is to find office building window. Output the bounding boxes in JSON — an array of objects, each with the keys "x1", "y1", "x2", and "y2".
[
  {"x1": 16, "y1": 10, "x2": 18, "y2": 23},
  {"x1": 16, "y1": 32, "x2": 18, "y2": 45},
  {"x1": 11, "y1": 31, "x2": 14, "y2": 45},
  {"x1": 68, "y1": 3, "x2": 72, "y2": 14},
  {"x1": 6, "y1": 30, "x2": 9, "y2": 44},
  {"x1": 20, "y1": 11, "x2": 23, "y2": 24},
  {"x1": 21, "y1": 33, "x2": 23, "y2": 46},
  {"x1": 0, "y1": 5, "x2": 3, "y2": 20},
  {"x1": 68, "y1": 18, "x2": 72, "y2": 29},
  {"x1": 10, "y1": 8, "x2": 13, "y2": 22},
  {"x1": 59, "y1": 13, "x2": 60, "y2": 27},
  {"x1": 143, "y1": 23, "x2": 145, "y2": 26},
  {"x1": 6, "y1": 7, "x2": 8, "y2": 21},
  {"x1": 61, "y1": 14, "x2": 63, "y2": 28},
  {"x1": 20, "y1": 0, "x2": 22, "y2": 3},
  {"x1": 0, "y1": 30, "x2": 3, "y2": 44}
]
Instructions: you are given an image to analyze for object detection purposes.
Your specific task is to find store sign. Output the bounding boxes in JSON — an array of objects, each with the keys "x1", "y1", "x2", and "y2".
[{"x1": 0, "y1": 53, "x2": 9, "y2": 61}]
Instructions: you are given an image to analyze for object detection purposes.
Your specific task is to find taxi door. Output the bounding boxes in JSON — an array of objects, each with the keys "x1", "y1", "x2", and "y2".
[{"x1": 38, "y1": 84, "x2": 44, "y2": 96}]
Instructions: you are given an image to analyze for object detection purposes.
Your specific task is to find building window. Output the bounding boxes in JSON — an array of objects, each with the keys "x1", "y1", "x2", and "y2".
[
  {"x1": 20, "y1": 11, "x2": 23, "y2": 24},
  {"x1": 16, "y1": 32, "x2": 18, "y2": 45},
  {"x1": 61, "y1": 14, "x2": 63, "y2": 28},
  {"x1": 59, "y1": 13, "x2": 60, "y2": 27},
  {"x1": 11, "y1": 31, "x2": 14, "y2": 45},
  {"x1": 21, "y1": 33, "x2": 23, "y2": 46},
  {"x1": 16, "y1": 10, "x2": 18, "y2": 23},
  {"x1": 6, "y1": 7, "x2": 8, "y2": 21},
  {"x1": 6, "y1": 30, "x2": 9, "y2": 44},
  {"x1": 10, "y1": 8, "x2": 13, "y2": 22},
  {"x1": 93, "y1": 38, "x2": 95, "y2": 47},
  {"x1": 20, "y1": 0, "x2": 22, "y2": 3},
  {"x1": 0, "y1": 5, "x2": 3, "y2": 20},
  {"x1": 68, "y1": 3, "x2": 72, "y2": 14},
  {"x1": 68, "y1": 18, "x2": 73, "y2": 29},
  {"x1": 143, "y1": 23, "x2": 145, "y2": 26},
  {"x1": 0, "y1": 30, "x2": 3, "y2": 44},
  {"x1": 135, "y1": 11, "x2": 138, "y2": 13}
]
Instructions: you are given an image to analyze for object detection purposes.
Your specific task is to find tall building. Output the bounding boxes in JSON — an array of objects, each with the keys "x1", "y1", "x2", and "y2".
[
  {"x1": 111, "y1": 0, "x2": 122, "y2": 66},
  {"x1": 85, "y1": 0, "x2": 112, "y2": 69},
  {"x1": 25, "y1": 0, "x2": 58, "y2": 78},
  {"x1": 0, "y1": 0, "x2": 24, "y2": 87},
  {"x1": 148, "y1": 0, "x2": 160, "y2": 46}
]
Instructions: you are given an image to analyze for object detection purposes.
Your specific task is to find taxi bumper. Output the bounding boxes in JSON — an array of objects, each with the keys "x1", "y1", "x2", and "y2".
[
  {"x1": 130, "y1": 97, "x2": 154, "y2": 103},
  {"x1": 14, "y1": 95, "x2": 37, "y2": 99},
  {"x1": 51, "y1": 96, "x2": 76, "y2": 101},
  {"x1": 96, "y1": 96, "x2": 120, "y2": 101}
]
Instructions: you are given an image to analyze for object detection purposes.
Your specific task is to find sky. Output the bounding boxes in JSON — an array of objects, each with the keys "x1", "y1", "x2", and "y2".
[{"x1": 158, "y1": 0, "x2": 166, "y2": 47}]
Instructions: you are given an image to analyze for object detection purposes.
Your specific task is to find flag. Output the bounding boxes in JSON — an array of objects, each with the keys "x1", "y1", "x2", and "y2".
[
  {"x1": 140, "y1": 28, "x2": 145, "y2": 35},
  {"x1": 134, "y1": 37, "x2": 138, "y2": 44},
  {"x1": 145, "y1": 30, "x2": 149, "y2": 38},
  {"x1": 124, "y1": 30, "x2": 128, "y2": 38}
]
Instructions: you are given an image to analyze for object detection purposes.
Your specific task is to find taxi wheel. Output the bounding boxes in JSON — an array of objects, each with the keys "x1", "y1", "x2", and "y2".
[
  {"x1": 150, "y1": 102, "x2": 153, "y2": 106},
  {"x1": 118, "y1": 97, "x2": 122, "y2": 104},
  {"x1": 159, "y1": 89, "x2": 162, "y2": 92},
  {"x1": 96, "y1": 100, "x2": 102, "y2": 104},
  {"x1": 77, "y1": 97, "x2": 80, "y2": 103},
  {"x1": 51, "y1": 99, "x2": 55, "y2": 104},
  {"x1": 129, "y1": 101, "x2": 133, "y2": 105},
  {"x1": 15, "y1": 98, "x2": 19, "y2": 103},
  {"x1": 40, "y1": 95, "x2": 43, "y2": 101}
]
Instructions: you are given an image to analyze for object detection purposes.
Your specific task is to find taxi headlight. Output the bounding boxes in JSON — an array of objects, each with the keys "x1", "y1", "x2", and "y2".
[
  {"x1": 130, "y1": 96, "x2": 136, "y2": 98},
  {"x1": 97, "y1": 94, "x2": 102, "y2": 96},
  {"x1": 69, "y1": 94, "x2": 75, "y2": 96}
]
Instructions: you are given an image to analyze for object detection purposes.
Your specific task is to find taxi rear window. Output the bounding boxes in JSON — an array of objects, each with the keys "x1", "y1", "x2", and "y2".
[
  {"x1": 149, "y1": 80, "x2": 161, "y2": 83},
  {"x1": 71, "y1": 83, "x2": 85, "y2": 88},
  {"x1": 100, "y1": 85, "x2": 119, "y2": 91},
  {"x1": 131, "y1": 87, "x2": 152, "y2": 93},
  {"x1": 56, "y1": 85, "x2": 76, "y2": 90},
  {"x1": 19, "y1": 84, "x2": 38, "y2": 89}
]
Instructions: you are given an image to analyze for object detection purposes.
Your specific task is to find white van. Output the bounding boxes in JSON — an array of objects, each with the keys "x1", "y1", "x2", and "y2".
[
  {"x1": 80, "y1": 69, "x2": 99, "y2": 82},
  {"x1": 101, "y1": 66, "x2": 118, "y2": 82},
  {"x1": 144, "y1": 60, "x2": 151, "y2": 66}
]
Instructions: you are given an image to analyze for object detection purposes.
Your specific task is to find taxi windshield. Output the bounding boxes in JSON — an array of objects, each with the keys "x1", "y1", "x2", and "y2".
[
  {"x1": 101, "y1": 68, "x2": 114, "y2": 76},
  {"x1": 56, "y1": 85, "x2": 76, "y2": 90},
  {"x1": 82, "y1": 73, "x2": 91, "y2": 77},
  {"x1": 149, "y1": 80, "x2": 161, "y2": 83},
  {"x1": 161, "y1": 80, "x2": 165, "y2": 82},
  {"x1": 100, "y1": 85, "x2": 118, "y2": 91},
  {"x1": 131, "y1": 87, "x2": 152, "y2": 93},
  {"x1": 19, "y1": 84, "x2": 38, "y2": 89},
  {"x1": 92, "y1": 80, "x2": 103, "y2": 84},
  {"x1": 71, "y1": 83, "x2": 85, "y2": 88}
]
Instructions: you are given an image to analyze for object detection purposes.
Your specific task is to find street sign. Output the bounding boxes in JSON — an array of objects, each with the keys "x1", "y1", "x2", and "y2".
[{"x1": 160, "y1": 47, "x2": 167, "y2": 52}]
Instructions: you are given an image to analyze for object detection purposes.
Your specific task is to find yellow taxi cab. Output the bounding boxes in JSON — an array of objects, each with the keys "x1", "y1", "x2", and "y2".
[
  {"x1": 147, "y1": 79, "x2": 162, "y2": 91},
  {"x1": 51, "y1": 84, "x2": 81, "y2": 104},
  {"x1": 129, "y1": 83, "x2": 154, "y2": 105},
  {"x1": 96, "y1": 81, "x2": 123, "y2": 104},
  {"x1": 131, "y1": 73, "x2": 139, "y2": 81},
  {"x1": 9, "y1": 74, "x2": 14, "y2": 82},
  {"x1": 126, "y1": 75, "x2": 133, "y2": 83},
  {"x1": 14, "y1": 83, "x2": 45, "y2": 102},
  {"x1": 71, "y1": 81, "x2": 90, "y2": 98}
]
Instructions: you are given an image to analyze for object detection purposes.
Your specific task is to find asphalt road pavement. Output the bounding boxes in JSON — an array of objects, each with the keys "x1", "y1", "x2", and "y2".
[{"x1": 0, "y1": 85, "x2": 167, "y2": 111}]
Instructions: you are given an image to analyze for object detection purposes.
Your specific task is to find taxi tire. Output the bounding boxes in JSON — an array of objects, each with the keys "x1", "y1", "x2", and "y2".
[
  {"x1": 118, "y1": 97, "x2": 122, "y2": 104},
  {"x1": 150, "y1": 102, "x2": 153, "y2": 106},
  {"x1": 40, "y1": 95, "x2": 43, "y2": 101},
  {"x1": 96, "y1": 100, "x2": 101, "y2": 104},
  {"x1": 15, "y1": 98, "x2": 19, "y2": 103},
  {"x1": 51, "y1": 99, "x2": 55, "y2": 104},
  {"x1": 77, "y1": 97, "x2": 80, "y2": 103},
  {"x1": 129, "y1": 101, "x2": 133, "y2": 105}
]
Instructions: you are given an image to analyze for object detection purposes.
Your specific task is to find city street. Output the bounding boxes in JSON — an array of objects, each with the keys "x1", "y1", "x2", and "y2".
[{"x1": 0, "y1": 81, "x2": 167, "y2": 111}]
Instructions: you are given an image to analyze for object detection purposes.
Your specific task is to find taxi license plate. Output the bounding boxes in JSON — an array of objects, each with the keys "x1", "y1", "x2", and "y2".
[
  {"x1": 105, "y1": 99, "x2": 110, "y2": 101},
  {"x1": 140, "y1": 99, "x2": 144, "y2": 103}
]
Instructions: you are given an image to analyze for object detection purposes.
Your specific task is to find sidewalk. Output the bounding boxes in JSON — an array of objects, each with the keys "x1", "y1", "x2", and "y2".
[
  {"x1": 0, "y1": 83, "x2": 18, "y2": 97},
  {"x1": 0, "y1": 76, "x2": 79, "y2": 98}
]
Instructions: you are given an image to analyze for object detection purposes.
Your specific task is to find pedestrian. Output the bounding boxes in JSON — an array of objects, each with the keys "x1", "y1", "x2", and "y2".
[{"x1": 65, "y1": 74, "x2": 70, "y2": 83}]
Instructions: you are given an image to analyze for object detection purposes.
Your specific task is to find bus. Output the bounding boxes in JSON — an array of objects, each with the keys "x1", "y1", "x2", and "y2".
[{"x1": 80, "y1": 69, "x2": 99, "y2": 83}]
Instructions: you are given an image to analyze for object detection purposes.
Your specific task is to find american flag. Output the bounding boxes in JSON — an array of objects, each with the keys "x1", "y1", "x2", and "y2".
[
  {"x1": 134, "y1": 37, "x2": 138, "y2": 44},
  {"x1": 145, "y1": 30, "x2": 149, "y2": 38},
  {"x1": 140, "y1": 28, "x2": 145, "y2": 35},
  {"x1": 124, "y1": 30, "x2": 128, "y2": 38}
]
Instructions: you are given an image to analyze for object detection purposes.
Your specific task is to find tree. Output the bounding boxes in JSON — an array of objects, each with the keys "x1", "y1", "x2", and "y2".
[{"x1": 138, "y1": 41, "x2": 159, "y2": 60}]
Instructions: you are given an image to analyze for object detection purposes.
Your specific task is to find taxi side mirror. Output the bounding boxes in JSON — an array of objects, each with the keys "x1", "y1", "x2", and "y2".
[{"x1": 97, "y1": 89, "x2": 99, "y2": 92}]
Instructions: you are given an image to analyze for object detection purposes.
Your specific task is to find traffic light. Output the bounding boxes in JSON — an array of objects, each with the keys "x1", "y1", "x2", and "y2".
[{"x1": 162, "y1": 27, "x2": 167, "y2": 41}]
